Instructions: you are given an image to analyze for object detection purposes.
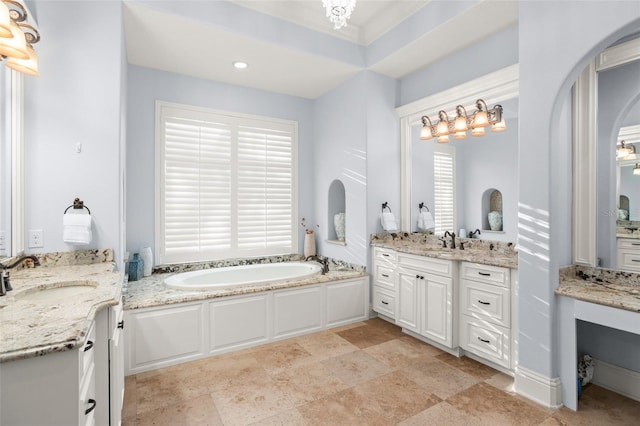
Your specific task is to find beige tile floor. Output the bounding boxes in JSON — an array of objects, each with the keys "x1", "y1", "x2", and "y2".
[{"x1": 122, "y1": 318, "x2": 640, "y2": 425}]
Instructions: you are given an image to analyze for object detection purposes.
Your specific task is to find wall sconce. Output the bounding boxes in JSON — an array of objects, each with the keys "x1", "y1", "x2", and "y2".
[
  {"x1": 0, "y1": 0, "x2": 40, "y2": 76},
  {"x1": 420, "y1": 99, "x2": 505, "y2": 142}
]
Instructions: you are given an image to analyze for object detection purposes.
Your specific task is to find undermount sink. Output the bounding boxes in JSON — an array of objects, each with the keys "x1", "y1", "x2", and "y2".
[{"x1": 16, "y1": 281, "x2": 98, "y2": 302}]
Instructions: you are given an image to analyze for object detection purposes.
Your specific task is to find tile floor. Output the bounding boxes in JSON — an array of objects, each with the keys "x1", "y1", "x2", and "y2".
[{"x1": 122, "y1": 318, "x2": 640, "y2": 425}]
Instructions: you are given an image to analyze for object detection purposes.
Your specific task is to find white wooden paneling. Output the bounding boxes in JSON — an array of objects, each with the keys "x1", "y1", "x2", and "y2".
[
  {"x1": 273, "y1": 285, "x2": 323, "y2": 338},
  {"x1": 326, "y1": 278, "x2": 368, "y2": 327},
  {"x1": 209, "y1": 294, "x2": 269, "y2": 352}
]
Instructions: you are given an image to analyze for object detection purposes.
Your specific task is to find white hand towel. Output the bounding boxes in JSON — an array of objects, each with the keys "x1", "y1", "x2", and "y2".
[
  {"x1": 417, "y1": 211, "x2": 435, "y2": 231},
  {"x1": 381, "y1": 211, "x2": 399, "y2": 232},
  {"x1": 63, "y1": 213, "x2": 92, "y2": 245}
]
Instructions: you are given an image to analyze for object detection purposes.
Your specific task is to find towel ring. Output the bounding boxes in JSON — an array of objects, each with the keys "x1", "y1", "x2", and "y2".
[
  {"x1": 382, "y1": 202, "x2": 392, "y2": 213},
  {"x1": 64, "y1": 198, "x2": 91, "y2": 215},
  {"x1": 418, "y1": 202, "x2": 430, "y2": 212}
]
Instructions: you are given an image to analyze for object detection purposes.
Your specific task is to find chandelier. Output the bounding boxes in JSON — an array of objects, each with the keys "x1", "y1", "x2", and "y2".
[
  {"x1": 0, "y1": 0, "x2": 40, "y2": 76},
  {"x1": 323, "y1": 0, "x2": 356, "y2": 30},
  {"x1": 420, "y1": 99, "x2": 505, "y2": 143}
]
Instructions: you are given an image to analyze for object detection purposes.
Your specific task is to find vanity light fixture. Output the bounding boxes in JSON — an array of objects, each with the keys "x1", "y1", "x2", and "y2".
[
  {"x1": 0, "y1": 0, "x2": 40, "y2": 76},
  {"x1": 634, "y1": 163, "x2": 640, "y2": 176},
  {"x1": 419, "y1": 98, "x2": 504, "y2": 142},
  {"x1": 322, "y1": 0, "x2": 356, "y2": 30},
  {"x1": 617, "y1": 140, "x2": 635, "y2": 159}
]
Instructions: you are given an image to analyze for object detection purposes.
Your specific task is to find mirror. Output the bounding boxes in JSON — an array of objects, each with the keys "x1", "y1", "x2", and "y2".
[
  {"x1": 399, "y1": 64, "x2": 519, "y2": 241},
  {"x1": 616, "y1": 123, "x2": 640, "y2": 228},
  {"x1": 0, "y1": 67, "x2": 24, "y2": 260}
]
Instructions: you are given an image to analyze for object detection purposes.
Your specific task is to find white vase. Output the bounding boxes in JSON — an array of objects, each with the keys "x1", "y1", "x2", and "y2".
[
  {"x1": 304, "y1": 231, "x2": 316, "y2": 258},
  {"x1": 488, "y1": 211, "x2": 503, "y2": 231},
  {"x1": 140, "y1": 246, "x2": 153, "y2": 277},
  {"x1": 334, "y1": 212, "x2": 345, "y2": 242}
]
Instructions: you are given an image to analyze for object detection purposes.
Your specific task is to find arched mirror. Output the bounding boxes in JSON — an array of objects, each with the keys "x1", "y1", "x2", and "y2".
[{"x1": 573, "y1": 35, "x2": 640, "y2": 268}]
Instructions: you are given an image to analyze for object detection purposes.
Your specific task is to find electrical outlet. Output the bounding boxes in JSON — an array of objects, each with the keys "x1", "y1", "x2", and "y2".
[{"x1": 28, "y1": 229, "x2": 43, "y2": 248}]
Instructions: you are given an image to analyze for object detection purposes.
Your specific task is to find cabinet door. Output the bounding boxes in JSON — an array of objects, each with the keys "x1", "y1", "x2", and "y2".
[
  {"x1": 326, "y1": 278, "x2": 368, "y2": 327},
  {"x1": 396, "y1": 270, "x2": 419, "y2": 332},
  {"x1": 110, "y1": 305, "x2": 125, "y2": 426},
  {"x1": 421, "y1": 274, "x2": 453, "y2": 347},
  {"x1": 273, "y1": 285, "x2": 323, "y2": 339}
]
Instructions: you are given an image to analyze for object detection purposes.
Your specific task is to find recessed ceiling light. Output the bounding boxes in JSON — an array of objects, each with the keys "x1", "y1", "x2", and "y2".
[{"x1": 233, "y1": 61, "x2": 248, "y2": 70}]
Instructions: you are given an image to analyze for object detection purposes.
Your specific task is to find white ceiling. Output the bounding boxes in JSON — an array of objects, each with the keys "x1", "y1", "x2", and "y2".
[{"x1": 123, "y1": 0, "x2": 518, "y2": 99}]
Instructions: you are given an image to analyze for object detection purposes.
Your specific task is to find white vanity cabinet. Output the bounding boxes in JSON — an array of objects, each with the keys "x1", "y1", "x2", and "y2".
[
  {"x1": 1, "y1": 323, "x2": 98, "y2": 426},
  {"x1": 0, "y1": 301, "x2": 125, "y2": 426},
  {"x1": 459, "y1": 262, "x2": 514, "y2": 369},
  {"x1": 396, "y1": 253, "x2": 456, "y2": 348},
  {"x1": 371, "y1": 247, "x2": 397, "y2": 319},
  {"x1": 616, "y1": 238, "x2": 640, "y2": 273}
]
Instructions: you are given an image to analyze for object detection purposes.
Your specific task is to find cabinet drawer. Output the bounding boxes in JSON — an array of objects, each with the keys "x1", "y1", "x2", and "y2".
[
  {"x1": 373, "y1": 286, "x2": 395, "y2": 319},
  {"x1": 79, "y1": 361, "x2": 96, "y2": 426},
  {"x1": 460, "y1": 279, "x2": 510, "y2": 327},
  {"x1": 617, "y1": 250, "x2": 640, "y2": 272},
  {"x1": 81, "y1": 321, "x2": 96, "y2": 377},
  {"x1": 398, "y1": 253, "x2": 453, "y2": 277},
  {"x1": 374, "y1": 247, "x2": 397, "y2": 264},
  {"x1": 616, "y1": 238, "x2": 640, "y2": 251},
  {"x1": 460, "y1": 262, "x2": 509, "y2": 287},
  {"x1": 460, "y1": 316, "x2": 510, "y2": 369},
  {"x1": 374, "y1": 265, "x2": 395, "y2": 290}
]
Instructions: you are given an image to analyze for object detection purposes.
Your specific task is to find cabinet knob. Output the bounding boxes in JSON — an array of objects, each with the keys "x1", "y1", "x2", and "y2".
[
  {"x1": 416, "y1": 274, "x2": 420, "y2": 279},
  {"x1": 118, "y1": 320, "x2": 125, "y2": 329},
  {"x1": 85, "y1": 399, "x2": 97, "y2": 415},
  {"x1": 83, "y1": 340, "x2": 94, "y2": 352}
]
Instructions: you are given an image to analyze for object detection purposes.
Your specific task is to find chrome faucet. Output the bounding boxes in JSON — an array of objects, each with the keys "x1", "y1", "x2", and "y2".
[
  {"x1": 1, "y1": 255, "x2": 40, "y2": 296},
  {"x1": 305, "y1": 255, "x2": 329, "y2": 275},
  {"x1": 444, "y1": 231, "x2": 456, "y2": 249}
]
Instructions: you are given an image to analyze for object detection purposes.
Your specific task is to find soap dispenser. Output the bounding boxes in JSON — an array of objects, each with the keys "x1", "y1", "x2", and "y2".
[{"x1": 128, "y1": 253, "x2": 144, "y2": 281}]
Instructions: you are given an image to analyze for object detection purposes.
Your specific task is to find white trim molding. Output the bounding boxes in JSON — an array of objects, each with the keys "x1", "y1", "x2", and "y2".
[
  {"x1": 592, "y1": 358, "x2": 640, "y2": 402},
  {"x1": 596, "y1": 37, "x2": 640, "y2": 72},
  {"x1": 396, "y1": 64, "x2": 519, "y2": 231},
  {"x1": 514, "y1": 366, "x2": 563, "y2": 409}
]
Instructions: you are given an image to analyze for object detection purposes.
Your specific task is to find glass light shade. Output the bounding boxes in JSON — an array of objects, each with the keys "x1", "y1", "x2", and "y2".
[
  {"x1": 437, "y1": 134, "x2": 449, "y2": 143},
  {"x1": 5, "y1": 44, "x2": 38, "y2": 76},
  {"x1": 491, "y1": 119, "x2": 506, "y2": 132},
  {"x1": 454, "y1": 115, "x2": 468, "y2": 132},
  {"x1": 473, "y1": 110, "x2": 489, "y2": 128},
  {"x1": 436, "y1": 120, "x2": 449, "y2": 136},
  {"x1": 0, "y1": 2, "x2": 12, "y2": 39},
  {"x1": 634, "y1": 164, "x2": 640, "y2": 176},
  {"x1": 420, "y1": 125, "x2": 433, "y2": 140},
  {"x1": 0, "y1": 21, "x2": 29, "y2": 59},
  {"x1": 617, "y1": 147, "x2": 632, "y2": 158},
  {"x1": 453, "y1": 131, "x2": 466, "y2": 140},
  {"x1": 471, "y1": 126, "x2": 485, "y2": 137}
]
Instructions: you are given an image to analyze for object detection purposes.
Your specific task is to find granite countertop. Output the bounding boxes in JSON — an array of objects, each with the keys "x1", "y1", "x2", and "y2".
[
  {"x1": 616, "y1": 229, "x2": 640, "y2": 239},
  {"x1": 556, "y1": 265, "x2": 640, "y2": 313},
  {"x1": 124, "y1": 267, "x2": 367, "y2": 310},
  {"x1": 370, "y1": 236, "x2": 518, "y2": 270},
  {"x1": 0, "y1": 262, "x2": 122, "y2": 363}
]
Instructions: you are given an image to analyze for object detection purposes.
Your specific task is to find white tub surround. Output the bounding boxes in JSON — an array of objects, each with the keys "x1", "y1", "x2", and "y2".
[
  {"x1": 123, "y1": 258, "x2": 368, "y2": 374},
  {"x1": 0, "y1": 250, "x2": 122, "y2": 363}
]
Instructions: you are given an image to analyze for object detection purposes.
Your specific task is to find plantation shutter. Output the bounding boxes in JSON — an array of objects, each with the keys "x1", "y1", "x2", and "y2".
[
  {"x1": 158, "y1": 103, "x2": 296, "y2": 264},
  {"x1": 433, "y1": 147, "x2": 455, "y2": 235}
]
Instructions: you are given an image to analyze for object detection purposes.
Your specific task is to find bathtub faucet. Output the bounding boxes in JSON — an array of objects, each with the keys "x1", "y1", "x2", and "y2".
[{"x1": 305, "y1": 255, "x2": 329, "y2": 275}]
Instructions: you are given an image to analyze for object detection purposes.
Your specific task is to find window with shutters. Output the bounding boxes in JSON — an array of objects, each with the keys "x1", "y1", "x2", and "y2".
[
  {"x1": 156, "y1": 102, "x2": 297, "y2": 264},
  {"x1": 433, "y1": 146, "x2": 455, "y2": 235}
]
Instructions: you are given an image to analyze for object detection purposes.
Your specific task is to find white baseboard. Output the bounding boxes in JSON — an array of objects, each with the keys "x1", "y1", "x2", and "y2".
[
  {"x1": 514, "y1": 366, "x2": 563, "y2": 409},
  {"x1": 592, "y1": 358, "x2": 640, "y2": 402}
]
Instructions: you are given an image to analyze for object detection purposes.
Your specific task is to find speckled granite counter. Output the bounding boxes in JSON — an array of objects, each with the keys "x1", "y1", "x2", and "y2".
[
  {"x1": 0, "y1": 250, "x2": 122, "y2": 363},
  {"x1": 370, "y1": 232, "x2": 518, "y2": 269},
  {"x1": 124, "y1": 265, "x2": 367, "y2": 310},
  {"x1": 556, "y1": 265, "x2": 640, "y2": 313}
]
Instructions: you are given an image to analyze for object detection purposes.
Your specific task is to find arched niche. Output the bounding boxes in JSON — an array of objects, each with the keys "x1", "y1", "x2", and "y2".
[
  {"x1": 482, "y1": 188, "x2": 504, "y2": 232},
  {"x1": 327, "y1": 179, "x2": 346, "y2": 244},
  {"x1": 619, "y1": 194, "x2": 630, "y2": 219}
]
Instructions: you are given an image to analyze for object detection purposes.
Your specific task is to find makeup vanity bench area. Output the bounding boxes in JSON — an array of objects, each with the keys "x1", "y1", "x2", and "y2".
[{"x1": 556, "y1": 266, "x2": 640, "y2": 410}]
